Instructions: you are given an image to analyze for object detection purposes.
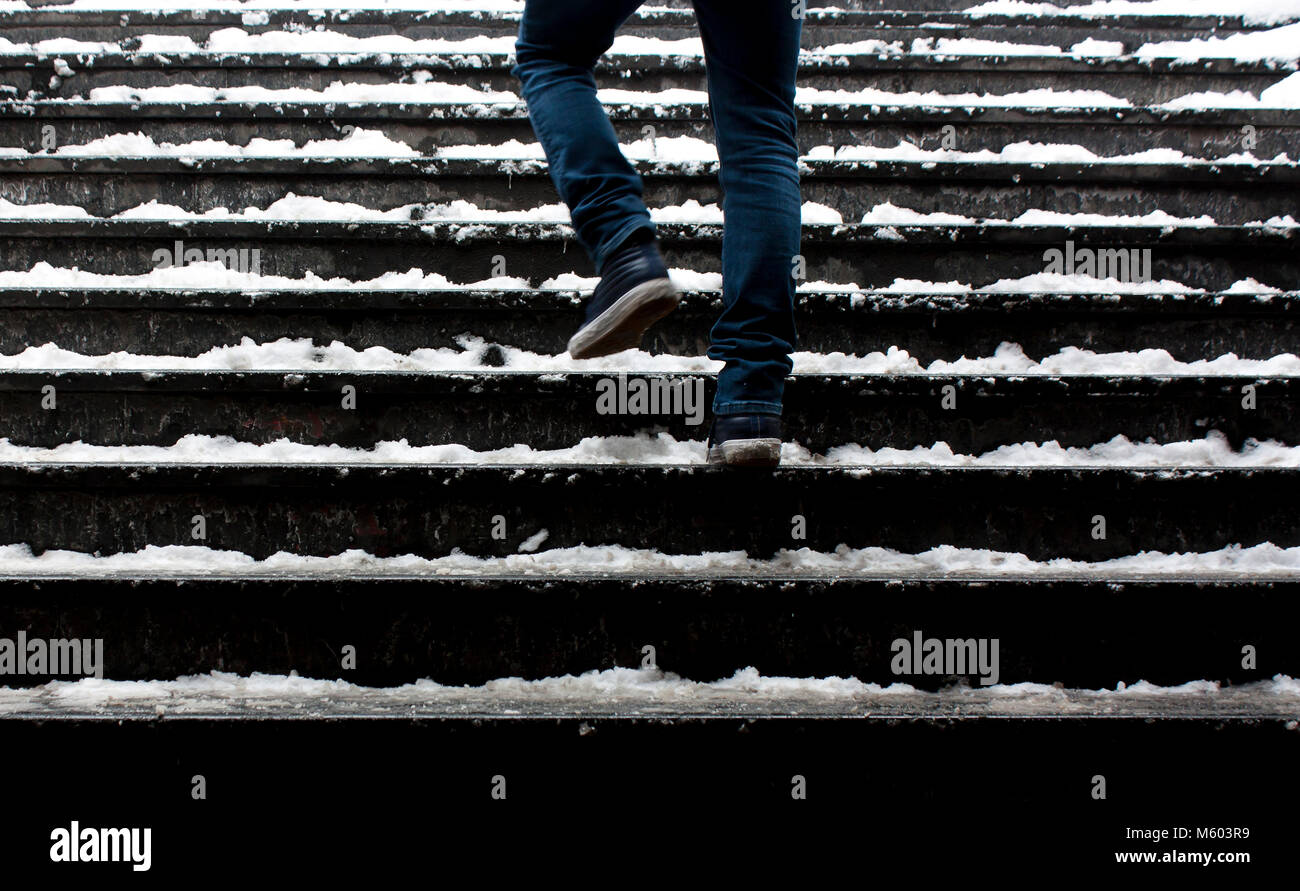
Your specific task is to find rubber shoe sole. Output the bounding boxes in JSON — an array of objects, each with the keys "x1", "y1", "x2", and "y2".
[
  {"x1": 566, "y1": 278, "x2": 680, "y2": 360},
  {"x1": 707, "y1": 438, "x2": 782, "y2": 467}
]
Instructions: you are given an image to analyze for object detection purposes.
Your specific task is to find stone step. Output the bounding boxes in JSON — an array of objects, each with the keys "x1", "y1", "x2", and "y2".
[
  {"x1": 4, "y1": 288, "x2": 1294, "y2": 361},
  {"x1": 0, "y1": 371, "x2": 1291, "y2": 452},
  {"x1": 1, "y1": 463, "x2": 1295, "y2": 559},
  {"x1": 5, "y1": 100, "x2": 1292, "y2": 158},
  {"x1": 3, "y1": 155, "x2": 1296, "y2": 223},
  {"x1": 0, "y1": 6, "x2": 1278, "y2": 44},
  {"x1": 0, "y1": 575, "x2": 1292, "y2": 688},
  {"x1": 0, "y1": 218, "x2": 1291, "y2": 289},
  {"x1": 13, "y1": 52, "x2": 1293, "y2": 105}
]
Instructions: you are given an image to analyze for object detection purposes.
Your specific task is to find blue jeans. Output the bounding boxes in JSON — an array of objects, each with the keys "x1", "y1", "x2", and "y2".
[{"x1": 513, "y1": 0, "x2": 801, "y2": 417}]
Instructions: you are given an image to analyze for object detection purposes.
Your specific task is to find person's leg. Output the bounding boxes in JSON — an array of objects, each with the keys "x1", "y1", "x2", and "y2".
[
  {"x1": 512, "y1": 0, "x2": 655, "y2": 270},
  {"x1": 513, "y1": 0, "x2": 680, "y2": 360},
  {"x1": 692, "y1": 0, "x2": 802, "y2": 419}
]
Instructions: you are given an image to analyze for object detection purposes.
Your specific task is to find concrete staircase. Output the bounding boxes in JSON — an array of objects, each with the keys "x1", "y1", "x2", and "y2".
[{"x1": 0, "y1": 0, "x2": 1297, "y2": 869}]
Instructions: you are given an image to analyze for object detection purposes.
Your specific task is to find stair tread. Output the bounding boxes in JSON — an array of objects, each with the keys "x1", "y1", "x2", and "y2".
[
  {"x1": 11, "y1": 50, "x2": 1295, "y2": 68},
  {"x1": 2, "y1": 368, "x2": 1296, "y2": 379},
  {"x1": 3, "y1": 461, "x2": 1294, "y2": 473},
  {"x1": 1, "y1": 672, "x2": 1295, "y2": 720},
  {"x1": 2, "y1": 286, "x2": 1294, "y2": 303},
  {"x1": 0, "y1": 565, "x2": 1294, "y2": 580},
  {"x1": 10, "y1": 99, "x2": 1296, "y2": 118},
  {"x1": 3, "y1": 7, "x2": 1283, "y2": 24},
  {"x1": 6, "y1": 154, "x2": 1297, "y2": 181},
  {"x1": 0, "y1": 218, "x2": 1291, "y2": 238}
]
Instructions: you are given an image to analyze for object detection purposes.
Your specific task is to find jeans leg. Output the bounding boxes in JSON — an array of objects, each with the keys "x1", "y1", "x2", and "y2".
[
  {"x1": 512, "y1": 0, "x2": 656, "y2": 272},
  {"x1": 692, "y1": 0, "x2": 801, "y2": 416}
]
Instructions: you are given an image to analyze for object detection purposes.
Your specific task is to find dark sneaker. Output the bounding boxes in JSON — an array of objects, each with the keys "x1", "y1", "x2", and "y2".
[
  {"x1": 707, "y1": 413, "x2": 782, "y2": 467},
  {"x1": 567, "y1": 236, "x2": 680, "y2": 360}
]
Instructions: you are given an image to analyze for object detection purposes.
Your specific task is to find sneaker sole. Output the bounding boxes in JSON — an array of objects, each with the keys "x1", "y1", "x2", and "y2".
[
  {"x1": 707, "y1": 438, "x2": 782, "y2": 467},
  {"x1": 566, "y1": 278, "x2": 680, "y2": 360}
]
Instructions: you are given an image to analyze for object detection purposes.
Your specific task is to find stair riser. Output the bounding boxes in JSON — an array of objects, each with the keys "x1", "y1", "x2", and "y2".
[
  {"x1": 1, "y1": 466, "x2": 1295, "y2": 559},
  {"x1": 0, "y1": 229, "x2": 1291, "y2": 291},
  {"x1": 0, "y1": 578, "x2": 1292, "y2": 688},
  {"x1": 0, "y1": 11, "x2": 1267, "y2": 45},
  {"x1": 7, "y1": 304, "x2": 1298, "y2": 361},
  {"x1": 15, "y1": 64, "x2": 1289, "y2": 106},
  {"x1": 5, "y1": 170, "x2": 1296, "y2": 223},
  {"x1": 0, "y1": 375, "x2": 1289, "y2": 452},
  {"x1": 4, "y1": 116, "x2": 1294, "y2": 158}
]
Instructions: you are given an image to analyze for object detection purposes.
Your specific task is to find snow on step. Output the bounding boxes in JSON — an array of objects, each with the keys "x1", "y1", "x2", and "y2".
[
  {"x1": 0, "y1": 430, "x2": 1295, "y2": 468},
  {"x1": 0, "y1": 668, "x2": 1296, "y2": 721},
  {"x1": 0, "y1": 259, "x2": 1282, "y2": 297},
  {"x1": 801, "y1": 141, "x2": 1297, "y2": 165},
  {"x1": 4, "y1": 198, "x2": 1248, "y2": 227},
  {"x1": 7, "y1": 24, "x2": 1300, "y2": 61},
  {"x1": 964, "y1": 0, "x2": 1300, "y2": 26},
  {"x1": 0, "y1": 1, "x2": 528, "y2": 11},
  {"x1": 4, "y1": 539, "x2": 1300, "y2": 579},
  {"x1": 795, "y1": 78, "x2": 1300, "y2": 107},
  {"x1": 1, "y1": 0, "x2": 1298, "y2": 21},
  {"x1": 0, "y1": 193, "x2": 842, "y2": 225},
  {"x1": 5, "y1": 337, "x2": 1299, "y2": 375},
  {"x1": 17, "y1": 128, "x2": 425, "y2": 159},
  {"x1": 15, "y1": 132, "x2": 1294, "y2": 165},
  {"x1": 3, "y1": 192, "x2": 1295, "y2": 230}
]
